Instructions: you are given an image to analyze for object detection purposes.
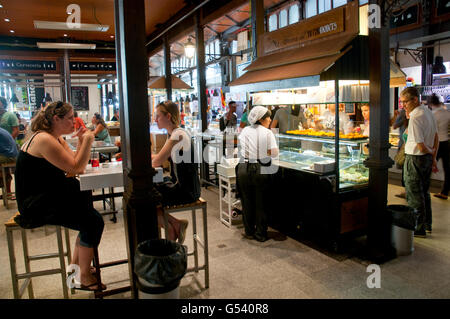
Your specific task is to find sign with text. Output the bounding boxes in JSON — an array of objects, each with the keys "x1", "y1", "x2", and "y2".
[
  {"x1": 262, "y1": 6, "x2": 345, "y2": 55},
  {"x1": 0, "y1": 59, "x2": 57, "y2": 72},
  {"x1": 70, "y1": 61, "x2": 116, "y2": 72}
]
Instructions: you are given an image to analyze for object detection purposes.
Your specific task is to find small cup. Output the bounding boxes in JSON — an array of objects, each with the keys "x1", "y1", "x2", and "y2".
[{"x1": 91, "y1": 152, "x2": 100, "y2": 168}]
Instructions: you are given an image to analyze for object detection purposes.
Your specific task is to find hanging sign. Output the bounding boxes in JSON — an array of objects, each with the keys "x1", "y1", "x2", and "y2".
[
  {"x1": 262, "y1": 7, "x2": 345, "y2": 55},
  {"x1": 70, "y1": 61, "x2": 116, "y2": 72},
  {"x1": 0, "y1": 59, "x2": 57, "y2": 72}
]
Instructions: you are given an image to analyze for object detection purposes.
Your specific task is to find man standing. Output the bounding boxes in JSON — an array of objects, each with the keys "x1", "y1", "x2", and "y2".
[
  {"x1": 270, "y1": 105, "x2": 308, "y2": 134},
  {"x1": 110, "y1": 109, "x2": 120, "y2": 122},
  {"x1": 400, "y1": 87, "x2": 439, "y2": 237},
  {"x1": 0, "y1": 97, "x2": 19, "y2": 139},
  {"x1": 219, "y1": 101, "x2": 237, "y2": 132}
]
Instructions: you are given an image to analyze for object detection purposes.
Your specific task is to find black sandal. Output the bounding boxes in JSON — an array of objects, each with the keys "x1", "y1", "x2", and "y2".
[{"x1": 73, "y1": 281, "x2": 106, "y2": 292}]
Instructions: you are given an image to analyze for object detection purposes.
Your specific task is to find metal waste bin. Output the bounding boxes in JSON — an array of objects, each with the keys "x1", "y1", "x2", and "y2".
[
  {"x1": 388, "y1": 205, "x2": 418, "y2": 256},
  {"x1": 134, "y1": 239, "x2": 187, "y2": 299}
]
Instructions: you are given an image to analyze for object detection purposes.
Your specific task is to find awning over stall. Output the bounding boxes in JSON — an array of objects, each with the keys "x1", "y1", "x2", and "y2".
[
  {"x1": 148, "y1": 75, "x2": 193, "y2": 90},
  {"x1": 389, "y1": 60, "x2": 407, "y2": 88}
]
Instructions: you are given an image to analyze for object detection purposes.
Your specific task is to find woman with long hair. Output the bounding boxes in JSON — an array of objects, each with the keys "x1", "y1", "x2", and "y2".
[
  {"x1": 14, "y1": 101, "x2": 105, "y2": 291},
  {"x1": 91, "y1": 112, "x2": 111, "y2": 144}
]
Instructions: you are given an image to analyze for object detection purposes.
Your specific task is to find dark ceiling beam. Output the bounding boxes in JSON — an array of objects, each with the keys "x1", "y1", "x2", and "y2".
[
  {"x1": 147, "y1": 0, "x2": 248, "y2": 58},
  {"x1": 205, "y1": 25, "x2": 220, "y2": 35},
  {"x1": 225, "y1": 14, "x2": 239, "y2": 25}
]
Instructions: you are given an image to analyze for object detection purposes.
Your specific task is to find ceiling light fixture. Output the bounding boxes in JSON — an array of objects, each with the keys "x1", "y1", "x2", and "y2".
[
  {"x1": 63, "y1": 34, "x2": 68, "y2": 37},
  {"x1": 5, "y1": 18, "x2": 10, "y2": 22},
  {"x1": 432, "y1": 41, "x2": 447, "y2": 75},
  {"x1": 9, "y1": 30, "x2": 14, "y2": 33},
  {"x1": 184, "y1": 37, "x2": 195, "y2": 59},
  {"x1": 37, "y1": 42, "x2": 96, "y2": 49},
  {"x1": 0, "y1": 4, "x2": 3, "y2": 8},
  {"x1": 34, "y1": 20, "x2": 109, "y2": 32}
]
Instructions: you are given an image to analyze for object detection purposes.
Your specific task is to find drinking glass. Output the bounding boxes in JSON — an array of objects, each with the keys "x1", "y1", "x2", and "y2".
[{"x1": 91, "y1": 152, "x2": 100, "y2": 168}]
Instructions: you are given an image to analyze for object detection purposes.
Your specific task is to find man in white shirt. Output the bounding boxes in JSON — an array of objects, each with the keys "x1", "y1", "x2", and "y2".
[
  {"x1": 429, "y1": 94, "x2": 450, "y2": 200},
  {"x1": 400, "y1": 87, "x2": 439, "y2": 237}
]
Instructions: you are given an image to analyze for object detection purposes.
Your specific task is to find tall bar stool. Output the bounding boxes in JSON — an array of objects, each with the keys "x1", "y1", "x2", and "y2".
[
  {"x1": 163, "y1": 198, "x2": 209, "y2": 289},
  {"x1": 1, "y1": 162, "x2": 16, "y2": 209},
  {"x1": 5, "y1": 212, "x2": 72, "y2": 299}
]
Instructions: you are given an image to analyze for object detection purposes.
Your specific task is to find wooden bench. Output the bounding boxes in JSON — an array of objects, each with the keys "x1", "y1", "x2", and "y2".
[
  {"x1": 163, "y1": 198, "x2": 209, "y2": 289},
  {"x1": 5, "y1": 212, "x2": 72, "y2": 299}
]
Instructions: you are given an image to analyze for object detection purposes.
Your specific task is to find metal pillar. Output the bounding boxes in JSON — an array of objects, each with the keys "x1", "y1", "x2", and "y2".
[
  {"x1": 364, "y1": 0, "x2": 395, "y2": 263},
  {"x1": 63, "y1": 49, "x2": 71, "y2": 103},
  {"x1": 114, "y1": 0, "x2": 159, "y2": 298},
  {"x1": 164, "y1": 35, "x2": 173, "y2": 101},
  {"x1": 250, "y1": 0, "x2": 264, "y2": 60}
]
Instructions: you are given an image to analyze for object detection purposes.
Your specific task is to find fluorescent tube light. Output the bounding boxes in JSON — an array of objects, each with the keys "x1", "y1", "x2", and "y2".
[
  {"x1": 37, "y1": 42, "x2": 96, "y2": 49},
  {"x1": 34, "y1": 20, "x2": 109, "y2": 32}
]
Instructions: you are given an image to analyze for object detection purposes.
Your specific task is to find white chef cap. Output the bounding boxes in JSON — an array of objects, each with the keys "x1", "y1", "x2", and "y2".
[{"x1": 248, "y1": 106, "x2": 268, "y2": 125}]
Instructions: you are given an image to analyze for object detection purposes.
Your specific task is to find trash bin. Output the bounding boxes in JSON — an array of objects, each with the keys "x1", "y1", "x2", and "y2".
[
  {"x1": 134, "y1": 239, "x2": 187, "y2": 299},
  {"x1": 388, "y1": 205, "x2": 419, "y2": 256}
]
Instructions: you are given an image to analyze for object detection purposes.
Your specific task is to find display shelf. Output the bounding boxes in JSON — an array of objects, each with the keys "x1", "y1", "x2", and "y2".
[{"x1": 276, "y1": 133, "x2": 368, "y2": 146}]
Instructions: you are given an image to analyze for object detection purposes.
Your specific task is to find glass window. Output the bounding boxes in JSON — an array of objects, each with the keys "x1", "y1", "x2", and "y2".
[
  {"x1": 305, "y1": 0, "x2": 317, "y2": 18},
  {"x1": 268, "y1": 14, "x2": 278, "y2": 32},
  {"x1": 319, "y1": 0, "x2": 332, "y2": 14},
  {"x1": 289, "y1": 4, "x2": 300, "y2": 24},
  {"x1": 215, "y1": 40, "x2": 220, "y2": 57},
  {"x1": 333, "y1": 0, "x2": 347, "y2": 7},
  {"x1": 279, "y1": 9, "x2": 288, "y2": 28},
  {"x1": 359, "y1": 0, "x2": 368, "y2": 4},
  {"x1": 205, "y1": 44, "x2": 210, "y2": 62}
]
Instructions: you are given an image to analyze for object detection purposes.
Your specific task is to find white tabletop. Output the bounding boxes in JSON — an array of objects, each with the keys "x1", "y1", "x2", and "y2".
[{"x1": 79, "y1": 162, "x2": 164, "y2": 191}]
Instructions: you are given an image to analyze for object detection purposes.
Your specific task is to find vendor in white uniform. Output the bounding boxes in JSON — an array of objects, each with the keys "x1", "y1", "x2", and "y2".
[{"x1": 236, "y1": 106, "x2": 279, "y2": 242}]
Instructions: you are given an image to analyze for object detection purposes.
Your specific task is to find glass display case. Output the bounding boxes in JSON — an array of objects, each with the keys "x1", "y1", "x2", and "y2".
[{"x1": 277, "y1": 133, "x2": 369, "y2": 190}]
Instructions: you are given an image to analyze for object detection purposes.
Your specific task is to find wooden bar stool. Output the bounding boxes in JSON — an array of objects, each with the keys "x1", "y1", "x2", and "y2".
[
  {"x1": 91, "y1": 247, "x2": 131, "y2": 299},
  {"x1": 163, "y1": 198, "x2": 209, "y2": 289},
  {"x1": 5, "y1": 212, "x2": 72, "y2": 299},
  {"x1": 1, "y1": 162, "x2": 16, "y2": 209}
]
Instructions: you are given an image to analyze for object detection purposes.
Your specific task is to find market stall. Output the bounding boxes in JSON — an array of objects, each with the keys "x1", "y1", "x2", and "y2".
[{"x1": 229, "y1": 2, "x2": 385, "y2": 251}]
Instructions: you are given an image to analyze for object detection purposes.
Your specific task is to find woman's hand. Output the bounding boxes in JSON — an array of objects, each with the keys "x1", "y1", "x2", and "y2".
[
  {"x1": 72, "y1": 127, "x2": 87, "y2": 140},
  {"x1": 81, "y1": 130, "x2": 95, "y2": 145}
]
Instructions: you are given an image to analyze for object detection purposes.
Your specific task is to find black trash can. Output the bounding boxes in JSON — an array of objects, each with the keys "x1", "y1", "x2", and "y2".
[
  {"x1": 134, "y1": 239, "x2": 187, "y2": 299},
  {"x1": 388, "y1": 205, "x2": 419, "y2": 256}
]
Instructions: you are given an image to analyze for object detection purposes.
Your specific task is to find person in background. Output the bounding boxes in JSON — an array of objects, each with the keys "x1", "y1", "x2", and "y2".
[
  {"x1": 315, "y1": 103, "x2": 353, "y2": 134},
  {"x1": 74, "y1": 111, "x2": 86, "y2": 132},
  {"x1": 237, "y1": 106, "x2": 279, "y2": 242},
  {"x1": 271, "y1": 105, "x2": 308, "y2": 134},
  {"x1": 91, "y1": 113, "x2": 111, "y2": 144},
  {"x1": 400, "y1": 87, "x2": 439, "y2": 237},
  {"x1": 239, "y1": 102, "x2": 254, "y2": 130},
  {"x1": 110, "y1": 109, "x2": 120, "y2": 122},
  {"x1": 152, "y1": 101, "x2": 201, "y2": 243},
  {"x1": 393, "y1": 108, "x2": 408, "y2": 148},
  {"x1": 0, "y1": 127, "x2": 18, "y2": 196},
  {"x1": 14, "y1": 101, "x2": 105, "y2": 291},
  {"x1": 360, "y1": 104, "x2": 370, "y2": 136},
  {"x1": 0, "y1": 97, "x2": 19, "y2": 139},
  {"x1": 429, "y1": 94, "x2": 450, "y2": 200},
  {"x1": 219, "y1": 101, "x2": 237, "y2": 132}
]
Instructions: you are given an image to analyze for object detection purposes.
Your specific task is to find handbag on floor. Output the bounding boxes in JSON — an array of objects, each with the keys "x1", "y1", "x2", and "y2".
[{"x1": 394, "y1": 144, "x2": 406, "y2": 169}]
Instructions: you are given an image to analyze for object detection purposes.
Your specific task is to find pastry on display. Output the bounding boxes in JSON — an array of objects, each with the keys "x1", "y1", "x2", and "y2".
[{"x1": 286, "y1": 129, "x2": 367, "y2": 139}]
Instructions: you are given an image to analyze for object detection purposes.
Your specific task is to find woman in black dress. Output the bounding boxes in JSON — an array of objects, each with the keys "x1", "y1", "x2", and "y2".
[
  {"x1": 152, "y1": 101, "x2": 201, "y2": 243},
  {"x1": 15, "y1": 101, "x2": 105, "y2": 291}
]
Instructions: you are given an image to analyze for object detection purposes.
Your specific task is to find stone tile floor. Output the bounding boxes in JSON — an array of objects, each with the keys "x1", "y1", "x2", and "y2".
[{"x1": 0, "y1": 182, "x2": 449, "y2": 299}]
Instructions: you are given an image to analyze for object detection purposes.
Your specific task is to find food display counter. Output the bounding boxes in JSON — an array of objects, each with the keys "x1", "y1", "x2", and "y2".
[{"x1": 269, "y1": 132, "x2": 369, "y2": 252}]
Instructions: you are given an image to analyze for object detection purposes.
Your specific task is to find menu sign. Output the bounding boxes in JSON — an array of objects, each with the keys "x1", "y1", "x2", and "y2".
[
  {"x1": 0, "y1": 59, "x2": 57, "y2": 72},
  {"x1": 70, "y1": 61, "x2": 116, "y2": 72},
  {"x1": 262, "y1": 7, "x2": 345, "y2": 55}
]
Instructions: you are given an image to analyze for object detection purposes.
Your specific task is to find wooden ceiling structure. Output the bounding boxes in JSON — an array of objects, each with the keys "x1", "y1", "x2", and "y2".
[{"x1": 0, "y1": 0, "x2": 292, "y2": 65}]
